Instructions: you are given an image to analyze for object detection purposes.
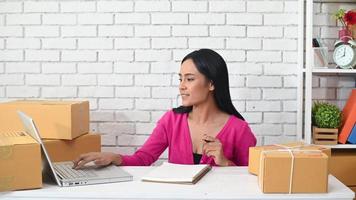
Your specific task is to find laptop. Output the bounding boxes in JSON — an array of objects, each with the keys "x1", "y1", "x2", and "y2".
[{"x1": 17, "y1": 111, "x2": 133, "y2": 187}]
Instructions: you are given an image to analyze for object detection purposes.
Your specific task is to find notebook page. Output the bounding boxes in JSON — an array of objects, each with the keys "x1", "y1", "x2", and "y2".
[{"x1": 141, "y1": 162, "x2": 210, "y2": 183}]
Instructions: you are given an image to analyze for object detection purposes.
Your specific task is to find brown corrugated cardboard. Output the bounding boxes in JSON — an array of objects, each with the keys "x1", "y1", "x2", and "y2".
[
  {"x1": 0, "y1": 131, "x2": 42, "y2": 191},
  {"x1": 258, "y1": 150, "x2": 328, "y2": 193},
  {"x1": 248, "y1": 142, "x2": 331, "y2": 175},
  {"x1": 0, "y1": 100, "x2": 89, "y2": 140},
  {"x1": 43, "y1": 133, "x2": 101, "y2": 162},
  {"x1": 330, "y1": 149, "x2": 356, "y2": 186},
  {"x1": 350, "y1": 186, "x2": 356, "y2": 192}
]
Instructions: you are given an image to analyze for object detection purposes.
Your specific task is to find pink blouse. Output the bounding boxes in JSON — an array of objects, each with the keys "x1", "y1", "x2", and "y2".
[{"x1": 121, "y1": 110, "x2": 256, "y2": 166}]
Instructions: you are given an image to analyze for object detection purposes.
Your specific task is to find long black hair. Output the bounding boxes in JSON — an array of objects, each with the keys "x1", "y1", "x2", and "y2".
[{"x1": 173, "y1": 49, "x2": 244, "y2": 120}]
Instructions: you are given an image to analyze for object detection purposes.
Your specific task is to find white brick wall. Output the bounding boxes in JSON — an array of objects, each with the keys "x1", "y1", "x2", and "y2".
[
  {"x1": 78, "y1": 86, "x2": 114, "y2": 97},
  {"x1": 7, "y1": 38, "x2": 41, "y2": 49},
  {"x1": 6, "y1": 62, "x2": 41, "y2": 73},
  {"x1": 25, "y1": 50, "x2": 60, "y2": 61},
  {"x1": 62, "y1": 26, "x2": 97, "y2": 37},
  {"x1": 152, "y1": 13, "x2": 187, "y2": 24},
  {"x1": 0, "y1": 2, "x2": 22, "y2": 13},
  {"x1": 42, "y1": 38, "x2": 76, "y2": 49},
  {"x1": 62, "y1": 50, "x2": 97, "y2": 61},
  {"x1": 24, "y1": 2, "x2": 59, "y2": 13},
  {"x1": 1, "y1": 0, "x2": 354, "y2": 163},
  {"x1": 0, "y1": 50, "x2": 23, "y2": 61},
  {"x1": 26, "y1": 74, "x2": 60, "y2": 86},
  {"x1": 25, "y1": 26, "x2": 59, "y2": 37},
  {"x1": 99, "y1": 98, "x2": 134, "y2": 110},
  {"x1": 42, "y1": 87, "x2": 77, "y2": 98},
  {"x1": 0, "y1": 26, "x2": 23, "y2": 37},
  {"x1": 97, "y1": 1, "x2": 133, "y2": 12},
  {"x1": 7, "y1": 14, "x2": 41, "y2": 25},
  {"x1": 0, "y1": 64, "x2": 4, "y2": 73}
]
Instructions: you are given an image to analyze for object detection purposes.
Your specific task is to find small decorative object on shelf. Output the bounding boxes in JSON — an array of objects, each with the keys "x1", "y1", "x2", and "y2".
[
  {"x1": 333, "y1": 9, "x2": 356, "y2": 42},
  {"x1": 344, "y1": 9, "x2": 356, "y2": 40},
  {"x1": 333, "y1": 38, "x2": 356, "y2": 69},
  {"x1": 312, "y1": 102, "x2": 342, "y2": 145},
  {"x1": 312, "y1": 38, "x2": 328, "y2": 68}
]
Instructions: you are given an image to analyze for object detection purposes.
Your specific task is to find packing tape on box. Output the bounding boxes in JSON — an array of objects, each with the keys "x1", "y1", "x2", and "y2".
[
  {"x1": 273, "y1": 143, "x2": 304, "y2": 149},
  {"x1": 259, "y1": 147, "x2": 323, "y2": 194}
]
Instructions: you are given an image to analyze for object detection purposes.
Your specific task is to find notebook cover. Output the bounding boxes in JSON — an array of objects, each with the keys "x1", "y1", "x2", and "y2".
[
  {"x1": 347, "y1": 124, "x2": 356, "y2": 144},
  {"x1": 339, "y1": 90, "x2": 356, "y2": 144}
]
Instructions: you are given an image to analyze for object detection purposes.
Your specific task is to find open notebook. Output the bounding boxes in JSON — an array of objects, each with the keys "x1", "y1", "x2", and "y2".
[{"x1": 141, "y1": 162, "x2": 211, "y2": 184}]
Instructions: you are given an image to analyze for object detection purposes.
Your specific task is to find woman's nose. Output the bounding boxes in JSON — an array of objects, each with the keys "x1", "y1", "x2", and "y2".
[{"x1": 179, "y1": 80, "x2": 186, "y2": 90}]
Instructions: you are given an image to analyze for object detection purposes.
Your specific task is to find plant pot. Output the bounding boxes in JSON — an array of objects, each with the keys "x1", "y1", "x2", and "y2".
[
  {"x1": 338, "y1": 28, "x2": 352, "y2": 43},
  {"x1": 312, "y1": 126, "x2": 338, "y2": 145}
]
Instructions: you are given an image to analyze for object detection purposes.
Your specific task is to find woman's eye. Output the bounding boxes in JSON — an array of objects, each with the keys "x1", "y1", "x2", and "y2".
[
  {"x1": 178, "y1": 79, "x2": 182, "y2": 82},
  {"x1": 187, "y1": 78, "x2": 194, "y2": 81}
]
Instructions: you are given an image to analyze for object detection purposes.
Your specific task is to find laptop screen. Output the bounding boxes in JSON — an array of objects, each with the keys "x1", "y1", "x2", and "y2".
[{"x1": 17, "y1": 111, "x2": 62, "y2": 186}]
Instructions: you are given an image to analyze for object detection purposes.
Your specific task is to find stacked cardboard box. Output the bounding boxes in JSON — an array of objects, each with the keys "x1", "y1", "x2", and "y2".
[
  {"x1": 43, "y1": 133, "x2": 101, "y2": 162},
  {"x1": 249, "y1": 142, "x2": 330, "y2": 193},
  {"x1": 0, "y1": 131, "x2": 42, "y2": 191},
  {"x1": 0, "y1": 100, "x2": 89, "y2": 140},
  {"x1": 0, "y1": 100, "x2": 101, "y2": 191}
]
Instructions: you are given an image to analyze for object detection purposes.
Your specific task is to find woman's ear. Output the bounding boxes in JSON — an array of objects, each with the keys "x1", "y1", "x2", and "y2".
[{"x1": 209, "y1": 81, "x2": 215, "y2": 91}]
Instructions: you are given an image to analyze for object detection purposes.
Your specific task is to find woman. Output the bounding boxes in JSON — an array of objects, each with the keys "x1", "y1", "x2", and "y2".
[{"x1": 73, "y1": 49, "x2": 256, "y2": 169}]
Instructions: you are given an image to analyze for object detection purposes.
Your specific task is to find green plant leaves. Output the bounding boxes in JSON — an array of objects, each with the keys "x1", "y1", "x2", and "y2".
[{"x1": 312, "y1": 102, "x2": 341, "y2": 129}]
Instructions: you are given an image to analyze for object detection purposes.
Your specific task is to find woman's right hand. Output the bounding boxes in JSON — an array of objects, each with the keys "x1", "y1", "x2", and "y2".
[{"x1": 72, "y1": 152, "x2": 122, "y2": 170}]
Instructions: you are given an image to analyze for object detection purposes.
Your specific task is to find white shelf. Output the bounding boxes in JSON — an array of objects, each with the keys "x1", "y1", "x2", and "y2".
[
  {"x1": 321, "y1": 144, "x2": 356, "y2": 149},
  {"x1": 299, "y1": 0, "x2": 356, "y2": 147},
  {"x1": 314, "y1": 0, "x2": 356, "y2": 3},
  {"x1": 312, "y1": 68, "x2": 356, "y2": 74},
  {"x1": 302, "y1": 68, "x2": 356, "y2": 74}
]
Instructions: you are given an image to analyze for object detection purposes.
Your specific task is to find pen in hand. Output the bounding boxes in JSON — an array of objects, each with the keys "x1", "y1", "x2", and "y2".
[
  {"x1": 202, "y1": 134, "x2": 214, "y2": 143},
  {"x1": 202, "y1": 135, "x2": 215, "y2": 157},
  {"x1": 203, "y1": 139, "x2": 212, "y2": 143}
]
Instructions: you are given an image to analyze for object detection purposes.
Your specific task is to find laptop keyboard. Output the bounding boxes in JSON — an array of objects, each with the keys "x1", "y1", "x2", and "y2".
[{"x1": 53, "y1": 162, "x2": 98, "y2": 179}]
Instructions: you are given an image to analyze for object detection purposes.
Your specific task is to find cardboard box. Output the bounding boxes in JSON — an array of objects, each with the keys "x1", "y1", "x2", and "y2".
[
  {"x1": 349, "y1": 186, "x2": 356, "y2": 193},
  {"x1": 0, "y1": 131, "x2": 42, "y2": 191},
  {"x1": 248, "y1": 142, "x2": 331, "y2": 175},
  {"x1": 0, "y1": 100, "x2": 89, "y2": 140},
  {"x1": 330, "y1": 149, "x2": 356, "y2": 186},
  {"x1": 258, "y1": 150, "x2": 328, "y2": 193},
  {"x1": 43, "y1": 133, "x2": 101, "y2": 162}
]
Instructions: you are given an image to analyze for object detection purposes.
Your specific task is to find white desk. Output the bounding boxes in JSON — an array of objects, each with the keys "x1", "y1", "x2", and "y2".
[{"x1": 1, "y1": 167, "x2": 354, "y2": 200}]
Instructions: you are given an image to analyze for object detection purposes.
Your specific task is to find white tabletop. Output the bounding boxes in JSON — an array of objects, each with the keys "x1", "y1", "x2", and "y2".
[{"x1": 1, "y1": 166, "x2": 354, "y2": 200}]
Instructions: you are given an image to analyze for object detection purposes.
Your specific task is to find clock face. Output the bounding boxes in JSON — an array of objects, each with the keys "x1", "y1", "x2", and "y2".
[{"x1": 333, "y1": 45, "x2": 356, "y2": 68}]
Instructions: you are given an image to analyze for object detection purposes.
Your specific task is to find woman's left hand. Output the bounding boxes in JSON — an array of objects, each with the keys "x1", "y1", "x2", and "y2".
[{"x1": 202, "y1": 135, "x2": 233, "y2": 166}]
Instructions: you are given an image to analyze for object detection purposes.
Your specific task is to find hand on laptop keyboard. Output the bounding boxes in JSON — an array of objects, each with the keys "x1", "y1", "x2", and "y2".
[
  {"x1": 72, "y1": 152, "x2": 122, "y2": 170},
  {"x1": 84, "y1": 161, "x2": 96, "y2": 167}
]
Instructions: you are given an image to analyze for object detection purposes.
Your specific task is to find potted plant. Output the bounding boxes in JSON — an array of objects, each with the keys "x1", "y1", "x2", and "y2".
[
  {"x1": 312, "y1": 102, "x2": 342, "y2": 145},
  {"x1": 333, "y1": 9, "x2": 356, "y2": 42}
]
